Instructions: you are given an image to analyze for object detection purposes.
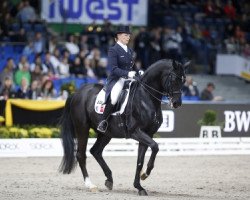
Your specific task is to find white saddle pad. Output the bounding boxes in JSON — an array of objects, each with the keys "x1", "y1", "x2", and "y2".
[{"x1": 94, "y1": 82, "x2": 133, "y2": 115}]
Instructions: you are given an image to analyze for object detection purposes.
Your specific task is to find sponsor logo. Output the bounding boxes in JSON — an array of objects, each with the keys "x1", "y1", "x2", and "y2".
[
  {"x1": 224, "y1": 111, "x2": 250, "y2": 132},
  {"x1": 0, "y1": 143, "x2": 19, "y2": 150},
  {"x1": 158, "y1": 110, "x2": 174, "y2": 132},
  {"x1": 200, "y1": 126, "x2": 221, "y2": 138},
  {"x1": 47, "y1": 0, "x2": 142, "y2": 23},
  {"x1": 29, "y1": 143, "x2": 53, "y2": 150}
]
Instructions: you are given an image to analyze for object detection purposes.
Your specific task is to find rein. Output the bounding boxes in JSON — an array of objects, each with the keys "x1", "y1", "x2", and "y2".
[{"x1": 136, "y1": 71, "x2": 183, "y2": 104}]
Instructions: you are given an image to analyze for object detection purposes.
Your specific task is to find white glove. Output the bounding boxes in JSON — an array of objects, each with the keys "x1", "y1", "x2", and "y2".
[
  {"x1": 128, "y1": 71, "x2": 136, "y2": 78},
  {"x1": 138, "y1": 70, "x2": 144, "y2": 76}
]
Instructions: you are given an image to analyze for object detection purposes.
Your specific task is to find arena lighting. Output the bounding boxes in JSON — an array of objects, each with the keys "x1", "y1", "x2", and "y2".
[
  {"x1": 88, "y1": 26, "x2": 93, "y2": 32},
  {"x1": 96, "y1": 27, "x2": 102, "y2": 32}
]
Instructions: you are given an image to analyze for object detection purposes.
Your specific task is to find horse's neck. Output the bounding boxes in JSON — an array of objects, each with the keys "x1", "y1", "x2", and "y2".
[{"x1": 141, "y1": 71, "x2": 164, "y2": 101}]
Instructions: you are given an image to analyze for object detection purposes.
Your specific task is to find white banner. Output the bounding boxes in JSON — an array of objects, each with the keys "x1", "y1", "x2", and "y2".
[
  {"x1": 1, "y1": 138, "x2": 250, "y2": 157},
  {"x1": 216, "y1": 54, "x2": 250, "y2": 80},
  {"x1": 41, "y1": 0, "x2": 148, "y2": 25}
]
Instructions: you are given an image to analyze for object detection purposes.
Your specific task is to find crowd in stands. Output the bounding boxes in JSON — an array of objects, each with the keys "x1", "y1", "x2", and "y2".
[{"x1": 0, "y1": 0, "x2": 250, "y2": 101}]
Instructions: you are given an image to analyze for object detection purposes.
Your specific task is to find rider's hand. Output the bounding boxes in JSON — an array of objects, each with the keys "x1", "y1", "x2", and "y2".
[
  {"x1": 138, "y1": 70, "x2": 144, "y2": 76},
  {"x1": 128, "y1": 71, "x2": 136, "y2": 78}
]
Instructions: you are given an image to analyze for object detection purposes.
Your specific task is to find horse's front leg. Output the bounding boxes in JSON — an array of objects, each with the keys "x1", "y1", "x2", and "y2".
[
  {"x1": 131, "y1": 129, "x2": 159, "y2": 196},
  {"x1": 133, "y1": 143, "x2": 148, "y2": 195},
  {"x1": 140, "y1": 133, "x2": 158, "y2": 181},
  {"x1": 90, "y1": 134, "x2": 113, "y2": 190}
]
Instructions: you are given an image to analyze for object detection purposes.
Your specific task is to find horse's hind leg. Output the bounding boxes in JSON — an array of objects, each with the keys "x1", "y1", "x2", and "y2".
[
  {"x1": 90, "y1": 134, "x2": 113, "y2": 190},
  {"x1": 75, "y1": 125, "x2": 97, "y2": 191}
]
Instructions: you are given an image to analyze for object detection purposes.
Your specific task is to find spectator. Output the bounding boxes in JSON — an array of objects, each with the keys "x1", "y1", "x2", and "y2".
[
  {"x1": 162, "y1": 27, "x2": 183, "y2": 62},
  {"x1": 85, "y1": 58, "x2": 95, "y2": 78},
  {"x1": 134, "y1": 27, "x2": 150, "y2": 69},
  {"x1": 214, "y1": 0, "x2": 224, "y2": 18},
  {"x1": 79, "y1": 34, "x2": 89, "y2": 51},
  {"x1": 47, "y1": 36, "x2": 58, "y2": 54},
  {"x1": 200, "y1": 82, "x2": 223, "y2": 101},
  {"x1": 29, "y1": 80, "x2": 41, "y2": 99},
  {"x1": 58, "y1": 58, "x2": 70, "y2": 78},
  {"x1": 224, "y1": 0, "x2": 236, "y2": 20},
  {"x1": 22, "y1": 40, "x2": 35, "y2": 56},
  {"x1": 0, "y1": 76, "x2": 16, "y2": 99},
  {"x1": 30, "y1": 54, "x2": 48, "y2": 74},
  {"x1": 224, "y1": 36, "x2": 239, "y2": 54},
  {"x1": 94, "y1": 58, "x2": 108, "y2": 80},
  {"x1": 70, "y1": 56, "x2": 87, "y2": 78},
  {"x1": 18, "y1": 55, "x2": 30, "y2": 70},
  {"x1": 14, "y1": 63, "x2": 31, "y2": 86},
  {"x1": 148, "y1": 28, "x2": 161, "y2": 66},
  {"x1": 182, "y1": 76, "x2": 199, "y2": 100},
  {"x1": 11, "y1": 28, "x2": 27, "y2": 42},
  {"x1": 49, "y1": 48, "x2": 61, "y2": 74},
  {"x1": 0, "y1": 13, "x2": 15, "y2": 38},
  {"x1": 31, "y1": 64, "x2": 43, "y2": 83},
  {"x1": 16, "y1": 0, "x2": 38, "y2": 24},
  {"x1": 65, "y1": 34, "x2": 80, "y2": 55},
  {"x1": 16, "y1": 77, "x2": 31, "y2": 99},
  {"x1": 44, "y1": 52, "x2": 58, "y2": 75},
  {"x1": 41, "y1": 79, "x2": 56, "y2": 99},
  {"x1": 33, "y1": 32, "x2": 45, "y2": 54},
  {"x1": 0, "y1": 58, "x2": 16, "y2": 85},
  {"x1": 242, "y1": 43, "x2": 250, "y2": 58},
  {"x1": 204, "y1": 0, "x2": 215, "y2": 17}
]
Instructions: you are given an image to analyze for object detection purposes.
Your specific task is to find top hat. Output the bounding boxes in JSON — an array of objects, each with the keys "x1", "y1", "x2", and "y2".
[{"x1": 115, "y1": 25, "x2": 132, "y2": 35}]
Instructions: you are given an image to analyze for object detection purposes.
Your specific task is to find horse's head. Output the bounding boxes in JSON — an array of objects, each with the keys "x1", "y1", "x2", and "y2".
[{"x1": 163, "y1": 60, "x2": 190, "y2": 108}]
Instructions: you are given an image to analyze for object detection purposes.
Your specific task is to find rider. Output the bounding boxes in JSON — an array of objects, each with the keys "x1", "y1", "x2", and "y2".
[{"x1": 97, "y1": 25, "x2": 141, "y2": 133}]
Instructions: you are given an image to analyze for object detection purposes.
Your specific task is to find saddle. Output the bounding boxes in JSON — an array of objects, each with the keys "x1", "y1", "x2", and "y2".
[{"x1": 94, "y1": 80, "x2": 132, "y2": 115}]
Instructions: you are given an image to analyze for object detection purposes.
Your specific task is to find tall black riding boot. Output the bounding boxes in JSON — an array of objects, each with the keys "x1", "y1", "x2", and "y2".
[{"x1": 97, "y1": 103, "x2": 114, "y2": 133}]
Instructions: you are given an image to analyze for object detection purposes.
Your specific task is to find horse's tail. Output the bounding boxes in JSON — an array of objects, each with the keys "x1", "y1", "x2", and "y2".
[{"x1": 59, "y1": 95, "x2": 77, "y2": 174}]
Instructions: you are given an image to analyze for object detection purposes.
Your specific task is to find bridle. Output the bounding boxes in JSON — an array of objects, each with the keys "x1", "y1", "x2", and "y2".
[{"x1": 136, "y1": 70, "x2": 185, "y2": 104}]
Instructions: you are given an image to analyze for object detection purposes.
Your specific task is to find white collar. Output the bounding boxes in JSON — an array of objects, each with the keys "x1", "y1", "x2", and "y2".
[{"x1": 117, "y1": 41, "x2": 128, "y2": 52}]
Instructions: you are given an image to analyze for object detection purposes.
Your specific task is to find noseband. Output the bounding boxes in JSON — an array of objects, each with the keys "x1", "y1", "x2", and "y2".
[{"x1": 164, "y1": 71, "x2": 185, "y2": 97}]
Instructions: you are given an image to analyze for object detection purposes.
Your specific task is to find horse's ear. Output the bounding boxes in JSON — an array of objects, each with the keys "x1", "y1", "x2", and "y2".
[
  {"x1": 173, "y1": 60, "x2": 178, "y2": 70},
  {"x1": 183, "y1": 60, "x2": 191, "y2": 70}
]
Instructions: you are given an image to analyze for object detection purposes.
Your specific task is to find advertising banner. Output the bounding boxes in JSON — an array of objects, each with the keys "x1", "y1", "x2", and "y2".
[
  {"x1": 41, "y1": 0, "x2": 148, "y2": 25},
  {"x1": 159, "y1": 103, "x2": 250, "y2": 138},
  {"x1": 216, "y1": 54, "x2": 250, "y2": 81}
]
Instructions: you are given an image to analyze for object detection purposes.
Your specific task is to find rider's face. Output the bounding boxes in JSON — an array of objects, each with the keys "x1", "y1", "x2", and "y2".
[{"x1": 117, "y1": 33, "x2": 131, "y2": 45}]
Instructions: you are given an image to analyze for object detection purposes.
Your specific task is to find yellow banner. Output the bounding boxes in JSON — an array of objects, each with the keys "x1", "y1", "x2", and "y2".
[{"x1": 5, "y1": 99, "x2": 65, "y2": 126}]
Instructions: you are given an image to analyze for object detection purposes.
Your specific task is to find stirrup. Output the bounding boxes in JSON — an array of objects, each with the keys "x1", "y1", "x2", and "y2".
[{"x1": 97, "y1": 120, "x2": 109, "y2": 133}]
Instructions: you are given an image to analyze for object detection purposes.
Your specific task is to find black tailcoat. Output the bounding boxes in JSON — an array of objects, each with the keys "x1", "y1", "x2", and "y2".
[{"x1": 105, "y1": 43, "x2": 137, "y2": 100}]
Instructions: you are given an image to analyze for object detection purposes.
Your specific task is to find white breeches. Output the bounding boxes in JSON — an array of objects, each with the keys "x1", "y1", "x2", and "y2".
[{"x1": 110, "y1": 78, "x2": 126, "y2": 105}]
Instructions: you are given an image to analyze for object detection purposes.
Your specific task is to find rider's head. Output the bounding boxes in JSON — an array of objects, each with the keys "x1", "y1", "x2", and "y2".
[{"x1": 115, "y1": 25, "x2": 131, "y2": 45}]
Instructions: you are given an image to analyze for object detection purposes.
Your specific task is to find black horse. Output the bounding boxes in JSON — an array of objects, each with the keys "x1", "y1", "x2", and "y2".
[{"x1": 59, "y1": 59, "x2": 188, "y2": 196}]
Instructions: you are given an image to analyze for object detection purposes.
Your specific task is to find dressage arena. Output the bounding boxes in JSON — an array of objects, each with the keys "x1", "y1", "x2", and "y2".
[{"x1": 0, "y1": 155, "x2": 249, "y2": 200}]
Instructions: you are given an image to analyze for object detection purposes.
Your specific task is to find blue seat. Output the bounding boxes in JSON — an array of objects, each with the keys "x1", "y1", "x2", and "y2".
[
  {"x1": 14, "y1": 44, "x2": 25, "y2": 53},
  {"x1": 0, "y1": 60, "x2": 6, "y2": 72},
  {"x1": 34, "y1": 24, "x2": 45, "y2": 32},
  {"x1": 245, "y1": 32, "x2": 250, "y2": 42},
  {"x1": 11, "y1": 23, "x2": 21, "y2": 32},
  {"x1": 23, "y1": 23, "x2": 32, "y2": 32},
  {"x1": 3, "y1": 45, "x2": 14, "y2": 54}
]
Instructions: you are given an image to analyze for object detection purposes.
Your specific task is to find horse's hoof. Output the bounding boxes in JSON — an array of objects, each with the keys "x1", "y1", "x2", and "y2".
[
  {"x1": 105, "y1": 180, "x2": 113, "y2": 190},
  {"x1": 140, "y1": 172, "x2": 148, "y2": 180},
  {"x1": 138, "y1": 189, "x2": 148, "y2": 196},
  {"x1": 89, "y1": 186, "x2": 98, "y2": 192}
]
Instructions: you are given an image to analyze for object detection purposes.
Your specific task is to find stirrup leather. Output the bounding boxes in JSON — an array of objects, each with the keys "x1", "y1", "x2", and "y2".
[{"x1": 97, "y1": 120, "x2": 109, "y2": 133}]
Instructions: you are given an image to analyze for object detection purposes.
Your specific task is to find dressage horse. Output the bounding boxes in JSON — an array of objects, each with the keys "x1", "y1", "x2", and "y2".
[{"x1": 59, "y1": 59, "x2": 188, "y2": 196}]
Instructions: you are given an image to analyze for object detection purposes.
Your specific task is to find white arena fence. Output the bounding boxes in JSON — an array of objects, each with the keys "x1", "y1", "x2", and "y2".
[{"x1": 0, "y1": 138, "x2": 250, "y2": 157}]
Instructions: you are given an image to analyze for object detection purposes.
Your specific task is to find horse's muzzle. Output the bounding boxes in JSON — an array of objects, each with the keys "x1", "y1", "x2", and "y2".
[{"x1": 173, "y1": 100, "x2": 182, "y2": 108}]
